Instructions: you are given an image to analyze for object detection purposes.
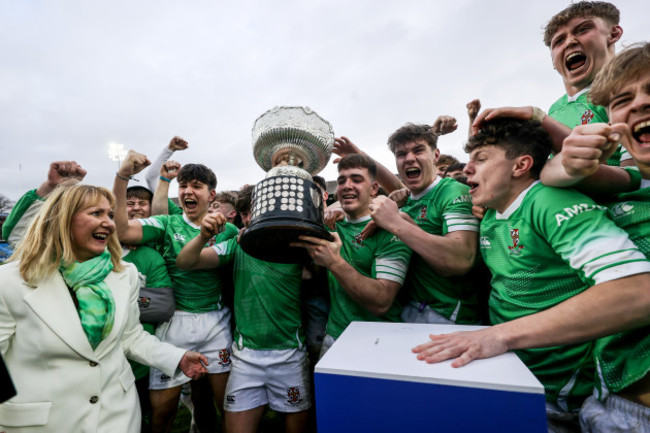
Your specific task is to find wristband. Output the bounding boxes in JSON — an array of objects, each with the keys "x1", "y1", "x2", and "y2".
[
  {"x1": 531, "y1": 107, "x2": 546, "y2": 123},
  {"x1": 159, "y1": 175, "x2": 171, "y2": 183},
  {"x1": 116, "y1": 172, "x2": 132, "y2": 182}
]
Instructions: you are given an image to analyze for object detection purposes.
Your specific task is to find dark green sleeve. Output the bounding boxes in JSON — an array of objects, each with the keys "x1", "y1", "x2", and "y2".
[
  {"x1": 2, "y1": 189, "x2": 44, "y2": 242},
  {"x1": 169, "y1": 199, "x2": 183, "y2": 215}
]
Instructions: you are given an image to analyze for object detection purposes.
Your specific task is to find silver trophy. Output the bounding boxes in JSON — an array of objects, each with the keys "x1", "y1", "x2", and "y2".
[{"x1": 240, "y1": 106, "x2": 335, "y2": 263}]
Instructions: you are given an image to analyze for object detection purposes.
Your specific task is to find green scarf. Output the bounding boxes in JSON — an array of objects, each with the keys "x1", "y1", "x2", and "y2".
[{"x1": 60, "y1": 250, "x2": 115, "y2": 350}]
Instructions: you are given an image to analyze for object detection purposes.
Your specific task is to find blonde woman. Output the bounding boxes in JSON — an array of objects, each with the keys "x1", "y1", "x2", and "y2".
[{"x1": 0, "y1": 184, "x2": 208, "y2": 433}]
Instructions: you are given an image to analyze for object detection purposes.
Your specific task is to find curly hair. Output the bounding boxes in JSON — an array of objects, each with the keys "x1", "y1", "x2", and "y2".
[
  {"x1": 543, "y1": 1, "x2": 619, "y2": 47},
  {"x1": 465, "y1": 118, "x2": 552, "y2": 179},
  {"x1": 591, "y1": 42, "x2": 650, "y2": 107},
  {"x1": 387, "y1": 123, "x2": 438, "y2": 153}
]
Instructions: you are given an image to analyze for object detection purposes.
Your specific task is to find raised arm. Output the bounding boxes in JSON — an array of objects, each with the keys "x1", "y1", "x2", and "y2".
[
  {"x1": 3, "y1": 161, "x2": 87, "y2": 246},
  {"x1": 114, "y1": 151, "x2": 151, "y2": 243},
  {"x1": 333, "y1": 136, "x2": 405, "y2": 194},
  {"x1": 176, "y1": 213, "x2": 225, "y2": 270},
  {"x1": 151, "y1": 161, "x2": 181, "y2": 216},
  {"x1": 472, "y1": 106, "x2": 572, "y2": 154},
  {"x1": 144, "y1": 136, "x2": 188, "y2": 191},
  {"x1": 466, "y1": 99, "x2": 481, "y2": 138}
]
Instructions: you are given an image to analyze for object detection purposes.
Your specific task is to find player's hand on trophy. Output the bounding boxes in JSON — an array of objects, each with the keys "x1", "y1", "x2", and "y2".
[
  {"x1": 161, "y1": 161, "x2": 182, "y2": 181},
  {"x1": 332, "y1": 136, "x2": 363, "y2": 163},
  {"x1": 412, "y1": 326, "x2": 509, "y2": 368},
  {"x1": 291, "y1": 233, "x2": 343, "y2": 268},
  {"x1": 200, "y1": 212, "x2": 226, "y2": 240},
  {"x1": 118, "y1": 150, "x2": 151, "y2": 178},
  {"x1": 167, "y1": 136, "x2": 189, "y2": 152}
]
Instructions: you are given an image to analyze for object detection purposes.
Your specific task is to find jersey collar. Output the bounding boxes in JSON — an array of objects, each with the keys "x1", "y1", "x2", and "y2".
[
  {"x1": 345, "y1": 214, "x2": 372, "y2": 224},
  {"x1": 567, "y1": 86, "x2": 590, "y2": 103},
  {"x1": 495, "y1": 180, "x2": 540, "y2": 220},
  {"x1": 183, "y1": 213, "x2": 201, "y2": 229},
  {"x1": 410, "y1": 176, "x2": 441, "y2": 201}
]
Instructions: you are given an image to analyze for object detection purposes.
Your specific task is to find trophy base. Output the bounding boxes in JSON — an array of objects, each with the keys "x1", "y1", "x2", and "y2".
[{"x1": 240, "y1": 219, "x2": 334, "y2": 264}]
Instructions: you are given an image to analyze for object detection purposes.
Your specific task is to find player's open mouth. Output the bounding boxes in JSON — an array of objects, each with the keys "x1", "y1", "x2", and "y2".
[
  {"x1": 92, "y1": 233, "x2": 109, "y2": 241},
  {"x1": 405, "y1": 167, "x2": 421, "y2": 179},
  {"x1": 633, "y1": 120, "x2": 650, "y2": 145},
  {"x1": 565, "y1": 52, "x2": 587, "y2": 72},
  {"x1": 341, "y1": 193, "x2": 357, "y2": 200},
  {"x1": 184, "y1": 199, "x2": 198, "y2": 210}
]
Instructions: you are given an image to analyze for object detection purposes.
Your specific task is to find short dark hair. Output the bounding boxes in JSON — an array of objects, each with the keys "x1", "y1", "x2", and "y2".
[
  {"x1": 177, "y1": 164, "x2": 217, "y2": 190},
  {"x1": 126, "y1": 186, "x2": 153, "y2": 203},
  {"x1": 387, "y1": 123, "x2": 438, "y2": 153},
  {"x1": 337, "y1": 154, "x2": 377, "y2": 180},
  {"x1": 465, "y1": 118, "x2": 552, "y2": 179},
  {"x1": 444, "y1": 162, "x2": 466, "y2": 176},
  {"x1": 235, "y1": 185, "x2": 254, "y2": 214},
  {"x1": 544, "y1": 1, "x2": 619, "y2": 47},
  {"x1": 213, "y1": 191, "x2": 237, "y2": 207},
  {"x1": 437, "y1": 154, "x2": 460, "y2": 167},
  {"x1": 312, "y1": 175, "x2": 327, "y2": 193}
]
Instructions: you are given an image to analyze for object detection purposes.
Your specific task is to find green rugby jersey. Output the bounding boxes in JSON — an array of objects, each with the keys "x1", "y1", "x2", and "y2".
[
  {"x1": 138, "y1": 214, "x2": 238, "y2": 313},
  {"x1": 548, "y1": 89, "x2": 626, "y2": 166},
  {"x1": 480, "y1": 181, "x2": 650, "y2": 411},
  {"x1": 594, "y1": 177, "x2": 650, "y2": 398},
  {"x1": 123, "y1": 245, "x2": 172, "y2": 380},
  {"x1": 400, "y1": 177, "x2": 480, "y2": 323},
  {"x1": 213, "y1": 238, "x2": 304, "y2": 350},
  {"x1": 326, "y1": 216, "x2": 412, "y2": 339}
]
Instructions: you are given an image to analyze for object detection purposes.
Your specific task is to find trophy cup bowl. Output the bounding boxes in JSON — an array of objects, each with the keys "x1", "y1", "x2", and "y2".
[{"x1": 240, "y1": 106, "x2": 335, "y2": 264}]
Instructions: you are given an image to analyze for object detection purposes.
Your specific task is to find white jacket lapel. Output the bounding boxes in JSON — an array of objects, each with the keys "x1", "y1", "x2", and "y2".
[{"x1": 24, "y1": 272, "x2": 97, "y2": 361}]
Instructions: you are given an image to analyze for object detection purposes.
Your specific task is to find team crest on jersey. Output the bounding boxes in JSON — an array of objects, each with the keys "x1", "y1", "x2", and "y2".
[
  {"x1": 354, "y1": 232, "x2": 364, "y2": 247},
  {"x1": 286, "y1": 387, "x2": 303, "y2": 406},
  {"x1": 581, "y1": 109, "x2": 594, "y2": 125},
  {"x1": 508, "y1": 229, "x2": 524, "y2": 256},
  {"x1": 418, "y1": 205, "x2": 428, "y2": 220},
  {"x1": 218, "y1": 348, "x2": 231, "y2": 366},
  {"x1": 173, "y1": 233, "x2": 186, "y2": 242}
]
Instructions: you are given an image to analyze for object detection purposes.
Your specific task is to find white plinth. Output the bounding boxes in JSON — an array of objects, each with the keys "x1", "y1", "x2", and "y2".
[{"x1": 314, "y1": 321, "x2": 547, "y2": 432}]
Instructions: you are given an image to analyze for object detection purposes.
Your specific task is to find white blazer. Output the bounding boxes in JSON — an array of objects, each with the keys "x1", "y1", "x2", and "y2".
[{"x1": 0, "y1": 261, "x2": 186, "y2": 433}]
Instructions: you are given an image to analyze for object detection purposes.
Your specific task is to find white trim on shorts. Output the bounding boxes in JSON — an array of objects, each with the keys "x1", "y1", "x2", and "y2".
[
  {"x1": 224, "y1": 346, "x2": 311, "y2": 413},
  {"x1": 150, "y1": 308, "x2": 232, "y2": 390}
]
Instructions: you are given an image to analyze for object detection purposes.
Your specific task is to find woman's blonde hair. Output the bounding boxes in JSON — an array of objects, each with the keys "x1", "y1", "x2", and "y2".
[{"x1": 10, "y1": 184, "x2": 124, "y2": 284}]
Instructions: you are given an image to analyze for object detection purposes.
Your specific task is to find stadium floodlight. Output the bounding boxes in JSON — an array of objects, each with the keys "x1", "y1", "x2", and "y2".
[{"x1": 108, "y1": 142, "x2": 127, "y2": 169}]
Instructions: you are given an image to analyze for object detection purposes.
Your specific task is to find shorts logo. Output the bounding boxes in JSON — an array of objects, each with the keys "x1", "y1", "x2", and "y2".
[
  {"x1": 174, "y1": 233, "x2": 186, "y2": 242},
  {"x1": 225, "y1": 394, "x2": 235, "y2": 405},
  {"x1": 418, "y1": 205, "x2": 428, "y2": 220},
  {"x1": 286, "y1": 387, "x2": 303, "y2": 406},
  {"x1": 581, "y1": 109, "x2": 594, "y2": 125},
  {"x1": 218, "y1": 349, "x2": 231, "y2": 366},
  {"x1": 507, "y1": 229, "x2": 524, "y2": 256},
  {"x1": 160, "y1": 374, "x2": 172, "y2": 382}
]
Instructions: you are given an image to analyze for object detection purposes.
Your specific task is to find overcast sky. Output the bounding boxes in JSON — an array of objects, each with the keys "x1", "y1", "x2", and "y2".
[{"x1": 1, "y1": 0, "x2": 646, "y2": 202}]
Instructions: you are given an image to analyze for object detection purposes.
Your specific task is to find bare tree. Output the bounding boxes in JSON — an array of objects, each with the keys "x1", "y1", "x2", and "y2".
[{"x1": 0, "y1": 194, "x2": 14, "y2": 214}]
